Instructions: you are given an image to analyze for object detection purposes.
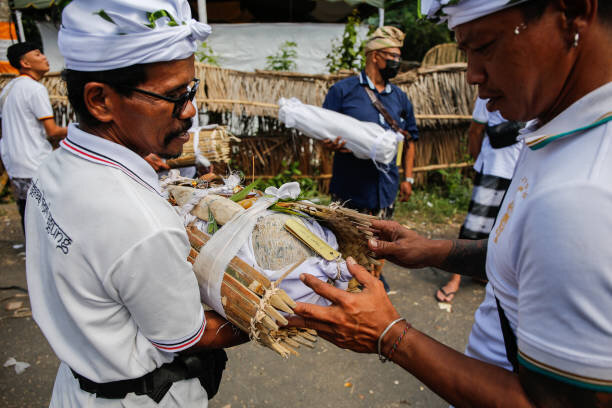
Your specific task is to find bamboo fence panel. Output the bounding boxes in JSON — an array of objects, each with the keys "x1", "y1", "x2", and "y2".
[{"x1": 0, "y1": 61, "x2": 476, "y2": 192}]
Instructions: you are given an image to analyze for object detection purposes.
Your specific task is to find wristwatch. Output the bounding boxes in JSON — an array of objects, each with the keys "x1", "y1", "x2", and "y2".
[{"x1": 405, "y1": 177, "x2": 414, "y2": 184}]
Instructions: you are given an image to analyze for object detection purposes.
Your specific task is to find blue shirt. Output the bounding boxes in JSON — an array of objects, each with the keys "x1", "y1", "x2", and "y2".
[{"x1": 323, "y1": 71, "x2": 418, "y2": 210}]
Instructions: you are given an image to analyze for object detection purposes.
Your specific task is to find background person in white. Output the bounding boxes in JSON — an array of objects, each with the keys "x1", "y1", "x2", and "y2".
[
  {"x1": 0, "y1": 42, "x2": 66, "y2": 232},
  {"x1": 288, "y1": 0, "x2": 612, "y2": 406},
  {"x1": 436, "y1": 97, "x2": 523, "y2": 303},
  {"x1": 26, "y1": 1, "x2": 246, "y2": 407}
]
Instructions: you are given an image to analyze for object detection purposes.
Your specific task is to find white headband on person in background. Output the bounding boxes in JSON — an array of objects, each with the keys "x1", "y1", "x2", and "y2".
[
  {"x1": 59, "y1": 0, "x2": 211, "y2": 71},
  {"x1": 419, "y1": 0, "x2": 530, "y2": 28}
]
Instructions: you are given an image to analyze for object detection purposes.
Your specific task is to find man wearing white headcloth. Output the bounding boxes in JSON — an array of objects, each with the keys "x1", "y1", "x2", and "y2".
[
  {"x1": 25, "y1": 1, "x2": 247, "y2": 407},
  {"x1": 289, "y1": 0, "x2": 612, "y2": 406}
]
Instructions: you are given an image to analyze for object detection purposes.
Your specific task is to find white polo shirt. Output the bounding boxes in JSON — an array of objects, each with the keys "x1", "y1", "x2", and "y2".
[
  {"x1": 25, "y1": 124, "x2": 207, "y2": 407},
  {"x1": 0, "y1": 75, "x2": 54, "y2": 178},
  {"x1": 466, "y1": 82, "x2": 612, "y2": 391},
  {"x1": 472, "y1": 97, "x2": 523, "y2": 180}
]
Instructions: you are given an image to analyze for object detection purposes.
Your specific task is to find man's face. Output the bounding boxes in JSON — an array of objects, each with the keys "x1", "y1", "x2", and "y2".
[
  {"x1": 455, "y1": 5, "x2": 573, "y2": 121},
  {"x1": 20, "y1": 49, "x2": 49, "y2": 74},
  {"x1": 109, "y1": 56, "x2": 196, "y2": 158},
  {"x1": 374, "y1": 47, "x2": 402, "y2": 69}
]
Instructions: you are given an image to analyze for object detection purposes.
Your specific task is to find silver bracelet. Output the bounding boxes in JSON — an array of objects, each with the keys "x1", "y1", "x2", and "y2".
[{"x1": 377, "y1": 317, "x2": 405, "y2": 362}]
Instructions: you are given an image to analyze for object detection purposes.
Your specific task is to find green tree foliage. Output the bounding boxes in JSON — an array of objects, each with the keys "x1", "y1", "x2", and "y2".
[
  {"x1": 195, "y1": 41, "x2": 219, "y2": 66},
  {"x1": 326, "y1": 11, "x2": 367, "y2": 73},
  {"x1": 265, "y1": 41, "x2": 298, "y2": 72},
  {"x1": 367, "y1": 0, "x2": 452, "y2": 62}
]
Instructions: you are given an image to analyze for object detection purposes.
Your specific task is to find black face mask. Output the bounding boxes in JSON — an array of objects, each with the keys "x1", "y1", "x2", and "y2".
[{"x1": 379, "y1": 59, "x2": 401, "y2": 81}]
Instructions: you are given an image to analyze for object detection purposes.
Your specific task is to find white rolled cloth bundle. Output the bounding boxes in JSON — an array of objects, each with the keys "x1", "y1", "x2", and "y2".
[{"x1": 278, "y1": 97, "x2": 403, "y2": 165}]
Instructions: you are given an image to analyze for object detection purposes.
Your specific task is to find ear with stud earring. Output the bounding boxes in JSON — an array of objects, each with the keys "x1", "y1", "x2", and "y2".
[{"x1": 514, "y1": 23, "x2": 527, "y2": 35}]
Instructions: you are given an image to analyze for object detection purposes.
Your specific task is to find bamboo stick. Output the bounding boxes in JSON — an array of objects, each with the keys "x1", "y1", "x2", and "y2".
[{"x1": 412, "y1": 161, "x2": 473, "y2": 172}]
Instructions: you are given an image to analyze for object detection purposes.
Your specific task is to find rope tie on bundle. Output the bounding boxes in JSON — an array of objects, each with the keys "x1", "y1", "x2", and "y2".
[{"x1": 249, "y1": 258, "x2": 305, "y2": 341}]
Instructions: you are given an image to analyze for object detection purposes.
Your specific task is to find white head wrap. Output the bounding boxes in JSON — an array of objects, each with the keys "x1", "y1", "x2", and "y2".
[
  {"x1": 59, "y1": 0, "x2": 212, "y2": 71},
  {"x1": 419, "y1": 0, "x2": 530, "y2": 29}
]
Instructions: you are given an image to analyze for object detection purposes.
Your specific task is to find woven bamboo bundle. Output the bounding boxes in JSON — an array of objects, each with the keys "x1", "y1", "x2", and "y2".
[
  {"x1": 185, "y1": 225, "x2": 317, "y2": 358},
  {"x1": 165, "y1": 126, "x2": 237, "y2": 168},
  {"x1": 421, "y1": 43, "x2": 467, "y2": 67}
]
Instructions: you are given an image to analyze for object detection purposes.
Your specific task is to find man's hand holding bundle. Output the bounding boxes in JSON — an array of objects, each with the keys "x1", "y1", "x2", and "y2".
[
  {"x1": 321, "y1": 136, "x2": 351, "y2": 153},
  {"x1": 289, "y1": 257, "x2": 401, "y2": 354},
  {"x1": 368, "y1": 220, "x2": 451, "y2": 269}
]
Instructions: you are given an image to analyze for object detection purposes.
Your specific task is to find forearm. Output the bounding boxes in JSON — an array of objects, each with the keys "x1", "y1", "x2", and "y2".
[
  {"x1": 42, "y1": 118, "x2": 67, "y2": 143},
  {"x1": 48, "y1": 126, "x2": 67, "y2": 143},
  {"x1": 191, "y1": 311, "x2": 249, "y2": 350},
  {"x1": 383, "y1": 322, "x2": 533, "y2": 408},
  {"x1": 402, "y1": 140, "x2": 414, "y2": 178},
  {"x1": 468, "y1": 122, "x2": 485, "y2": 160},
  {"x1": 438, "y1": 238, "x2": 487, "y2": 279}
]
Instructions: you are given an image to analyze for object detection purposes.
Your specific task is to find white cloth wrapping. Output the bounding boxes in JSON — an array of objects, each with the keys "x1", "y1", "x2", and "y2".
[
  {"x1": 238, "y1": 214, "x2": 351, "y2": 306},
  {"x1": 419, "y1": 0, "x2": 529, "y2": 28},
  {"x1": 193, "y1": 182, "x2": 301, "y2": 317},
  {"x1": 58, "y1": 0, "x2": 211, "y2": 71},
  {"x1": 278, "y1": 97, "x2": 403, "y2": 165}
]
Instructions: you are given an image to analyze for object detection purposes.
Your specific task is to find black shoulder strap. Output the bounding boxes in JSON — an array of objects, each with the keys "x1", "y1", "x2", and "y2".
[
  {"x1": 495, "y1": 295, "x2": 519, "y2": 373},
  {"x1": 363, "y1": 86, "x2": 411, "y2": 139}
]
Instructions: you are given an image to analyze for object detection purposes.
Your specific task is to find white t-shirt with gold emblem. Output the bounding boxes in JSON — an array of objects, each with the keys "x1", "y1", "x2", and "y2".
[{"x1": 465, "y1": 81, "x2": 612, "y2": 390}]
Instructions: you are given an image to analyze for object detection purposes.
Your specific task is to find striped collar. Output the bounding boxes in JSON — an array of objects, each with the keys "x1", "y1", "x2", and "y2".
[
  {"x1": 520, "y1": 81, "x2": 612, "y2": 151},
  {"x1": 359, "y1": 70, "x2": 392, "y2": 94},
  {"x1": 60, "y1": 124, "x2": 162, "y2": 195}
]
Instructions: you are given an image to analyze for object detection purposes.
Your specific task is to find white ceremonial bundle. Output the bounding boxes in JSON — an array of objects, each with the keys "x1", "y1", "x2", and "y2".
[
  {"x1": 278, "y1": 97, "x2": 403, "y2": 165},
  {"x1": 161, "y1": 172, "x2": 365, "y2": 357}
]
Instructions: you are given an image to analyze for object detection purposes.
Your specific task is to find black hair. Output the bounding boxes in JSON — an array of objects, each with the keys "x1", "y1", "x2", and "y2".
[
  {"x1": 63, "y1": 64, "x2": 147, "y2": 128},
  {"x1": 520, "y1": 0, "x2": 612, "y2": 24},
  {"x1": 7, "y1": 42, "x2": 41, "y2": 69}
]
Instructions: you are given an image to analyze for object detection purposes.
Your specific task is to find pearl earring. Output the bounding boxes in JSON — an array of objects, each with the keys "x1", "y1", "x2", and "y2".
[
  {"x1": 573, "y1": 32, "x2": 580, "y2": 48},
  {"x1": 514, "y1": 23, "x2": 527, "y2": 35}
]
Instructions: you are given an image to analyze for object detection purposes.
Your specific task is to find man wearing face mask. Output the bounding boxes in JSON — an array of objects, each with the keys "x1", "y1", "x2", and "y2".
[
  {"x1": 322, "y1": 26, "x2": 418, "y2": 290},
  {"x1": 323, "y1": 26, "x2": 418, "y2": 218}
]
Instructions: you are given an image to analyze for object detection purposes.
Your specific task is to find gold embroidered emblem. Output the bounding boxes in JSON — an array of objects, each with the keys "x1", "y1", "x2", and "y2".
[{"x1": 494, "y1": 177, "x2": 528, "y2": 243}]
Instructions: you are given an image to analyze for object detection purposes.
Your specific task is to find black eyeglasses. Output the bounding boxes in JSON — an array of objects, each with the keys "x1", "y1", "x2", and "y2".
[
  {"x1": 377, "y1": 50, "x2": 402, "y2": 61},
  {"x1": 119, "y1": 78, "x2": 199, "y2": 118}
]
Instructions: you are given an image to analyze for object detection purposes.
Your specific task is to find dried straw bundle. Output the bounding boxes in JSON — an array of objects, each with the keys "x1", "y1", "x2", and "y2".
[
  {"x1": 282, "y1": 201, "x2": 381, "y2": 274},
  {"x1": 165, "y1": 126, "x2": 238, "y2": 168}
]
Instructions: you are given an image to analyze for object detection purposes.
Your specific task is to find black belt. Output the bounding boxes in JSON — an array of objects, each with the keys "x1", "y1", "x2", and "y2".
[{"x1": 71, "y1": 349, "x2": 227, "y2": 403}]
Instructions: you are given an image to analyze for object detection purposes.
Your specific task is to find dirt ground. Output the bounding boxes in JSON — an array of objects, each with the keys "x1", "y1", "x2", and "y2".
[{"x1": 0, "y1": 201, "x2": 486, "y2": 408}]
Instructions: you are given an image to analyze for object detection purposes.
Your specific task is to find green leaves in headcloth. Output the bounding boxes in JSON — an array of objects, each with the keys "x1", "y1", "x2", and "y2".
[{"x1": 145, "y1": 10, "x2": 179, "y2": 29}]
